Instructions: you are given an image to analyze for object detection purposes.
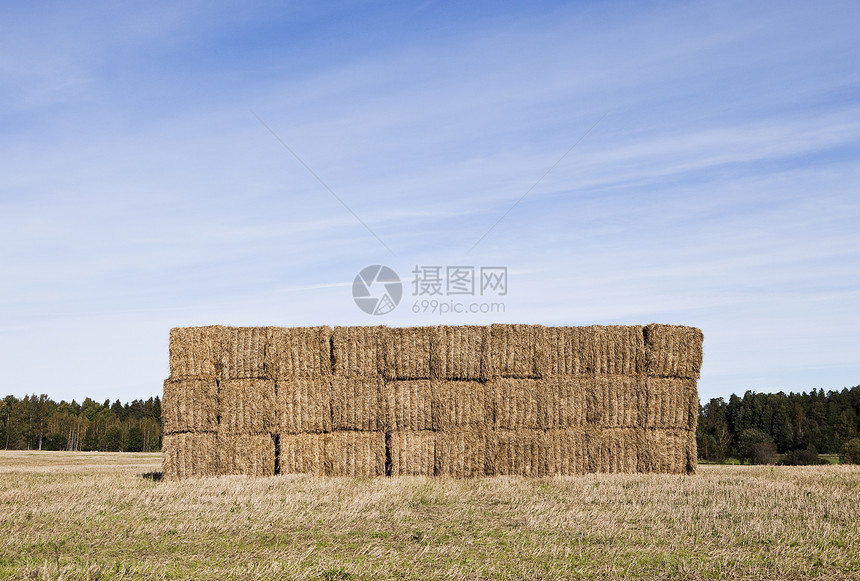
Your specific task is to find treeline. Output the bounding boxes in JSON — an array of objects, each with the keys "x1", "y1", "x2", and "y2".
[
  {"x1": 1, "y1": 395, "x2": 162, "y2": 452},
  {"x1": 697, "y1": 386, "x2": 860, "y2": 463}
]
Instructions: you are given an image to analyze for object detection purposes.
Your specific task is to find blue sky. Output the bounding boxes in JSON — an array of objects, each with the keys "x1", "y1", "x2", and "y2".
[{"x1": 1, "y1": 1, "x2": 858, "y2": 404}]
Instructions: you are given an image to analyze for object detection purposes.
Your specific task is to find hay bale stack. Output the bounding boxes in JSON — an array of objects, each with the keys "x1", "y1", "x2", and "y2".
[
  {"x1": 489, "y1": 324, "x2": 547, "y2": 378},
  {"x1": 332, "y1": 326, "x2": 384, "y2": 377},
  {"x1": 163, "y1": 323, "x2": 702, "y2": 478},
  {"x1": 383, "y1": 327, "x2": 434, "y2": 380},
  {"x1": 384, "y1": 380, "x2": 433, "y2": 431},
  {"x1": 331, "y1": 377, "x2": 384, "y2": 431},
  {"x1": 434, "y1": 429, "x2": 488, "y2": 478},
  {"x1": 162, "y1": 433, "x2": 218, "y2": 479},
  {"x1": 389, "y1": 431, "x2": 436, "y2": 476},
  {"x1": 217, "y1": 434, "x2": 276, "y2": 476},
  {"x1": 431, "y1": 326, "x2": 489, "y2": 381},
  {"x1": 162, "y1": 377, "x2": 218, "y2": 434},
  {"x1": 644, "y1": 324, "x2": 704, "y2": 379},
  {"x1": 265, "y1": 326, "x2": 332, "y2": 379},
  {"x1": 218, "y1": 379, "x2": 276, "y2": 434},
  {"x1": 169, "y1": 326, "x2": 226, "y2": 378},
  {"x1": 276, "y1": 378, "x2": 332, "y2": 434},
  {"x1": 431, "y1": 380, "x2": 490, "y2": 430}
]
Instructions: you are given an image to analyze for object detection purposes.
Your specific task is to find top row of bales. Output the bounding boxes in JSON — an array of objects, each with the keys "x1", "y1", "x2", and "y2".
[{"x1": 169, "y1": 324, "x2": 702, "y2": 382}]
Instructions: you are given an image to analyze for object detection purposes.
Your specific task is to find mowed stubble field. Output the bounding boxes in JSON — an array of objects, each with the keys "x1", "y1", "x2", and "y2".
[{"x1": 1, "y1": 452, "x2": 858, "y2": 580}]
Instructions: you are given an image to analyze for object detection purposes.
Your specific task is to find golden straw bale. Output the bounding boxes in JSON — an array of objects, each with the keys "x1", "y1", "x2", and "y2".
[
  {"x1": 276, "y1": 378, "x2": 332, "y2": 434},
  {"x1": 645, "y1": 377, "x2": 697, "y2": 429},
  {"x1": 545, "y1": 326, "x2": 644, "y2": 375},
  {"x1": 162, "y1": 377, "x2": 218, "y2": 434},
  {"x1": 489, "y1": 324, "x2": 547, "y2": 378},
  {"x1": 217, "y1": 433, "x2": 275, "y2": 476},
  {"x1": 332, "y1": 326, "x2": 385, "y2": 377},
  {"x1": 265, "y1": 326, "x2": 332, "y2": 379},
  {"x1": 431, "y1": 326, "x2": 489, "y2": 381},
  {"x1": 218, "y1": 379, "x2": 276, "y2": 434},
  {"x1": 279, "y1": 433, "x2": 328, "y2": 476},
  {"x1": 490, "y1": 378, "x2": 543, "y2": 430},
  {"x1": 644, "y1": 324, "x2": 704, "y2": 379},
  {"x1": 384, "y1": 380, "x2": 433, "y2": 432},
  {"x1": 434, "y1": 429, "x2": 488, "y2": 477},
  {"x1": 169, "y1": 326, "x2": 226, "y2": 378},
  {"x1": 389, "y1": 430, "x2": 436, "y2": 476},
  {"x1": 487, "y1": 430, "x2": 553, "y2": 477},
  {"x1": 383, "y1": 326, "x2": 434, "y2": 380},
  {"x1": 331, "y1": 377, "x2": 385, "y2": 431},
  {"x1": 221, "y1": 327, "x2": 269, "y2": 380},
  {"x1": 431, "y1": 380, "x2": 490, "y2": 430},
  {"x1": 328, "y1": 431, "x2": 386, "y2": 477},
  {"x1": 162, "y1": 432, "x2": 218, "y2": 479}
]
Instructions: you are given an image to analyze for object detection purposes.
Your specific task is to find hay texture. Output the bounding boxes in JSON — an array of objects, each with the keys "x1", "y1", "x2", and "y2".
[
  {"x1": 162, "y1": 433, "x2": 218, "y2": 479},
  {"x1": 332, "y1": 326, "x2": 384, "y2": 377},
  {"x1": 218, "y1": 379, "x2": 276, "y2": 434},
  {"x1": 276, "y1": 378, "x2": 332, "y2": 434},
  {"x1": 383, "y1": 327, "x2": 433, "y2": 380},
  {"x1": 384, "y1": 380, "x2": 433, "y2": 431},
  {"x1": 431, "y1": 380, "x2": 490, "y2": 430},
  {"x1": 221, "y1": 326, "x2": 268, "y2": 380},
  {"x1": 545, "y1": 326, "x2": 644, "y2": 375},
  {"x1": 645, "y1": 377, "x2": 698, "y2": 430},
  {"x1": 489, "y1": 324, "x2": 547, "y2": 378},
  {"x1": 169, "y1": 326, "x2": 226, "y2": 378},
  {"x1": 431, "y1": 326, "x2": 489, "y2": 381},
  {"x1": 279, "y1": 433, "x2": 328, "y2": 476},
  {"x1": 162, "y1": 377, "x2": 218, "y2": 434},
  {"x1": 331, "y1": 377, "x2": 384, "y2": 431},
  {"x1": 328, "y1": 431, "x2": 386, "y2": 477},
  {"x1": 389, "y1": 430, "x2": 436, "y2": 476},
  {"x1": 217, "y1": 434, "x2": 276, "y2": 476},
  {"x1": 265, "y1": 326, "x2": 332, "y2": 379},
  {"x1": 434, "y1": 429, "x2": 488, "y2": 478},
  {"x1": 644, "y1": 324, "x2": 704, "y2": 379}
]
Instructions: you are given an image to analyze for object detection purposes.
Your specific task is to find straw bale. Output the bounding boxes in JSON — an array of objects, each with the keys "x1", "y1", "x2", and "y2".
[
  {"x1": 279, "y1": 433, "x2": 328, "y2": 476},
  {"x1": 491, "y1": 378, "x2": 544, "y2": 430},
  {"x1": 332, "y1": 326, "x2": 384, "y2": 377},
  {"x1": 276, "y1": 378, "x2": 332, "y2": 434},
  {"x1": 431, "y1": 326, "x2": 489, "y2": 381},
  {"x1": 383, "y1": 326, "x2": 434, "y2": 380},
  {"x1": 218, "y1": 378, "x2": 276, "y2": 434},
  {"x1": 489, "y1": 324, "x2": 547, "y2": 378},
  {"x1": 539, "y1": 376, "x2": 588, "y2": 429},
  {"x1": 328, "y1": 431, "x2": 386, "y2": 477},
  {"x1": 486, "y1": 429, "x2": 553, "y2": 477},
  {"x1": 645, "y1": 377, "x2": 697, "y2": 429},
  {"x1": 331, "y1": 377, "x2": 385, "y2": 431},
  {"x1": 217, "y1": 433, "x2": 276, "y2": 476},
  {"x1": 644, "y1": 324, "x2": 704, "y2": 379},
  {"x1": 431, "y1": 380, "x2": 490, "y2": 430},
  {"x1": 384, "y1": 380, "x2": 433, "y2": 431},
  {"x1": 221, "y1": 326, "x2": 268, "y2": 380},
  {"x1": 265, "y1": 326, "x2": 332, "y2": 379},
  {"x1": 162, "y1": 377, "x2": 218, "y2": 434},
  {"x1": 545, "y1": 326, "x2": 644, "y2": 375},
  {"x1": 169, "y1": 326, "x2": 226, "y2": 378},
  {"x1": 641, "y1": 428, "x2": 690, "y2": 474},
  {"x1": 684, "y1": 429, "x2": 698, "y2": 475},
  {"x1": 592, "y1": 375, "x2": 648, "y2": 428},
  {"x1": 601, "y1": 428, "x2": 641, "y2": 473},
  {"x1": 162, "y1": 432, "x2": 218, "y2": 479},
  {"x1": 389, "y1": 430, "x2": 436, "y2": 476},
  {"x1": 434, "y1": 429, "x2": 488, "y2": 477}
]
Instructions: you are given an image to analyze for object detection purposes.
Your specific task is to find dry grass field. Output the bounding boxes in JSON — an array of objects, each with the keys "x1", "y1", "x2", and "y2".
[{"x1": 1, "y1": 451, "x2": 858, "y2": 580}]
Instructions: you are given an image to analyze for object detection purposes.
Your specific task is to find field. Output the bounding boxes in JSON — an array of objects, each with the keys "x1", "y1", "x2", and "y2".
[{"x1": 1, "y1": 452, "x2": 858, "y2": 580}]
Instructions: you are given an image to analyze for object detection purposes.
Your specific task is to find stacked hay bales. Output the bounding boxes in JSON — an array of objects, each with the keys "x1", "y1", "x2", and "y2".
[{"x1": 163, "y1": 324, "x2": 702, "y2": 478}]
